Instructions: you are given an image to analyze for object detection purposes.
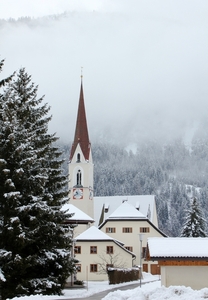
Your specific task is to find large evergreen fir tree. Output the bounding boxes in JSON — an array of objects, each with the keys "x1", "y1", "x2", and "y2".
[
  {"x1": 0, "y1": 67, "x2": 74, "y2": 299},
  {"x1": 181, "y1": 197, "x2": 207, "y2": 237},
  {"x1": 0, "y1": 58, "x2": 15, "y2": 286}
]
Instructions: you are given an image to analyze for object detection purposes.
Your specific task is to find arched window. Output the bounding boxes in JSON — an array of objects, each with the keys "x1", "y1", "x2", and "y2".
[
  {"x1": 76, "y1": 169, "x2": 82, "y2": 186},
  {"x1": 77, "y1": 153, "x2": 81, "y2": 162}
]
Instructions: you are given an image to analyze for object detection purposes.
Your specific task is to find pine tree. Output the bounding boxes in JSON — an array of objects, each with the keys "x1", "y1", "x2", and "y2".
[
  {"x1": 0, "y1": 68, "x2": 74, "y2": 299},
  {"x1": 0, "y1": 58, "x2": 15, "y2": 285},
  {"x1": 181, "y1": 197, "x2": 207, "y2": 237},
  {"x1": 0, "y1": 59, "x2": 14, "y2": 88}
]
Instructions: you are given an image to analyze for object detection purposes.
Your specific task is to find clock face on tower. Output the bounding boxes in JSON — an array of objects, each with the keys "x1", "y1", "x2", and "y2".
[{"x1": 73, "y1": 188, "x2": 83, "y2": 199}]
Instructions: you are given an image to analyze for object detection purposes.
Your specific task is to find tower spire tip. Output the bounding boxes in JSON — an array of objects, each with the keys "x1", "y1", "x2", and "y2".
[{"x1": 81, "y1": 66, "x2": 83, "y2": 81}]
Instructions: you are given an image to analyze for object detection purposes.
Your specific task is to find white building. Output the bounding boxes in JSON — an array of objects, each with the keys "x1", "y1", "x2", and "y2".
[
  {"x1": 99, "y1": 201, "x2": 165, "y2": 273},
  {"x1": 147, "y1": 237, "x2": 208, "y2": 289},
  {"x1": 68, "y1": 80, "x2": 94, "y2": 219},
  {"x1": 61, "y1": 203, "x2": 94, "y2": 237},
  {"x1": 74, "y1": 226, "x2": 136, "y2": 281},
  {"x1": 67, "y1": 79, "x2": 166, "y2": 278}
]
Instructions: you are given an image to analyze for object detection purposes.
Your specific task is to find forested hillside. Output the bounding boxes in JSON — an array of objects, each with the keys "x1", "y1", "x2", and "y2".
[{"x1": 61, "y1": 128, "x2": 208, "y2": 237}]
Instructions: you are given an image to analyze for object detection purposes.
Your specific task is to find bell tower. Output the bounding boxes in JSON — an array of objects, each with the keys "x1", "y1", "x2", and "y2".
[{"x1": 69, "y1": 78, "x2": 94, "y2": 218}]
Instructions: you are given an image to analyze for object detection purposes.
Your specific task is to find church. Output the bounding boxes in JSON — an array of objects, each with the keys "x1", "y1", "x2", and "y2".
[{"x1": 64, "y1": 78, "x2": 165, "y2": 281}]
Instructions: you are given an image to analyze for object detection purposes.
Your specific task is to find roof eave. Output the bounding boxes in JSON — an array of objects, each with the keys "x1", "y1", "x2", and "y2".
[
  {"x1": 149, "y1": 256, "x2": 208, "y2": 261},
  {"x1": 64, "y1": 219, "x2": 94, "y2": 224}
]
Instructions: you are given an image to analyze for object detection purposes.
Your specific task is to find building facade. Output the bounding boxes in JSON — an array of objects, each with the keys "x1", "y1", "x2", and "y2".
[
  {"x1": 74, "y1": 226, "x2": 136, "y2": 281},
  {"x1": 99, "y1": 201, "x2": 165, "y2": 273},
  {"x1": 68, "y1": 80, "x2": 166, "y2": 278},
  {"x1": 147, "y1": 237, "x2": 208, "y2": 289}
]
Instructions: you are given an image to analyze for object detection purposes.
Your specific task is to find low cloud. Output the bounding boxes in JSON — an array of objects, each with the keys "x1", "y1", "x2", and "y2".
[{"x1": 0, "y1": 1, "x2": 208, "y2": 145}]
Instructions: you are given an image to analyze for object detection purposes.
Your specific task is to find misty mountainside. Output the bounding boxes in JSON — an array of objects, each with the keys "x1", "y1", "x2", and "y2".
[{"x1": 60, "y1": 125, "x2": 208, "y2": 237}]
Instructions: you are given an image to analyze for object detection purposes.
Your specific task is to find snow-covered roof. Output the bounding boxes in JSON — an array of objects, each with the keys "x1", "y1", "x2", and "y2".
[
  {"x1": 61, "y1": 203, "x2": 94, "y2": 223},
  {"x1": 76, "y1": 226, "x2": 121, "y2": 242},
  {"x1": 75, "y1": 226, "x2": 136, "y2": 258},
  {"x1": 94, "y1": 195, "x2": 156, "y2": 226},
  {"x1": 107, "y1": 202, "x2": 146, "y2": 220},
  {"x1": 148, "y1": 237, "x2": 208, "y2": 258}
]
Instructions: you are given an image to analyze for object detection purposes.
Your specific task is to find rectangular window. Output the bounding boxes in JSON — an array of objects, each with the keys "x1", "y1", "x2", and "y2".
[
  {"x1": 122, "y1": 227, "x2": 133, "y2": 233},
  {"x1": 90, "y1": 246, "x2": 97, "y2": 254},
  {"x1": 90, "y1": 264, "x2": 97, "y2": 272},
  {"x1": 125, "y1": 246, "x2": 133, "y2": 252},
  {"x1": 140, "y1": 227, "x2": 150, "y2": 233},
  {"x1": 106, "y1": 227, "x2": 116, "y2": 233},
  {"x1": 106, "y1": 246, "x2": 114, "y2": 254},
  {"x1": 74, "y1": 246, "x2": 81, "y2": 254},
  {"x1": 76, "y1": 264, "x2": 81, "y2": 272}
]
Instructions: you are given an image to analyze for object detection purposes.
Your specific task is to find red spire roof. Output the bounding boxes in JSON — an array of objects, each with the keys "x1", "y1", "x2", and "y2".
[{"x1": 70, "y1": 80, "x2": 91, "y2": 160}]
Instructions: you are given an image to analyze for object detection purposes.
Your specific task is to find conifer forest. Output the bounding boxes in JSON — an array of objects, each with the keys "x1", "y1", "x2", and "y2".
[{"x1": 62, "y1": 129, "x2": 208, "y2": 237}]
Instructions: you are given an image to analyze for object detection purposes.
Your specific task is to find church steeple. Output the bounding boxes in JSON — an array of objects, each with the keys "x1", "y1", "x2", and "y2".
[
  {"x1": 70, "y1": 79, "x2": 91, "y2": 161},
  {"x1": 68, "y1": 78, "x2": 94, "y2": 220}
]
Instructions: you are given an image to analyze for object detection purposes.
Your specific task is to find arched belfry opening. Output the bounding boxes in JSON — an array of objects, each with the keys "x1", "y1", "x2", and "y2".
[{"x1": 77, "y1": 153, "x2": 81, "y2": 162}]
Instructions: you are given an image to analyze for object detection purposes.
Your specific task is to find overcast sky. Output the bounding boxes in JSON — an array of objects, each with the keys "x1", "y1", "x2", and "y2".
[{"x1": 0, "y1": 0, "x2": 208, "y2": 146}]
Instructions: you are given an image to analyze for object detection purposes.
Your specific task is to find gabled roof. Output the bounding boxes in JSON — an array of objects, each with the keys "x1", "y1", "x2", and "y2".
[
  {"x1": 94, "y1": 195, "x2": 156, "y2": 226},
  {"x1": 147, "y1": 237, "x2": 208, "y2": 259},
  {"x1": 98, "y1": 203, "x2": 166, "y2": 237},
  {"x1": 75, "y1": 225, "x2": 118, "y2": 241},
  {"x1": 75, "y1": 226, "x2": 136, "y2": 258},
  {"x1": 107, "y1": 202, "x2": 146, "y2": 220},
  {"x1": 61, "y1": 203, "x2": 94, "y2": 224},
  {"x1": 70, "y1": 80, "x2": 91, "y2": 160}
]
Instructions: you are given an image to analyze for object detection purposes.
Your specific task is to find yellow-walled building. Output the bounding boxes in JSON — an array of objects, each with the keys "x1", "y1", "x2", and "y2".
[
  {"x1": 99, "y1": 201, "x2": 165, "y2": 274},
  {"x1": 74, "y1": 226, "x2": 135, "y2": 281}
]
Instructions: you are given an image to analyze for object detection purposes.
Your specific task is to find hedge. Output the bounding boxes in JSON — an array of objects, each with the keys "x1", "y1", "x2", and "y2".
[{"x1": 107, "y1": 267, "x2": 141, "y2": 284}]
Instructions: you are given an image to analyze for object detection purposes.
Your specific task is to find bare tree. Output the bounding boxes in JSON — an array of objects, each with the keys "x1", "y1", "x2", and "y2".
[{"x1": 96, "y1": 251, "x2": 127, "y2": 274}]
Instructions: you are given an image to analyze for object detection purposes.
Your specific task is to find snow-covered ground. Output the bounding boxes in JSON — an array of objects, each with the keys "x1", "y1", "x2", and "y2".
[
  {"x1": 102, "y1": 281, "x2": 208, "y2": 300},
  {"x1": 10, "y1": 273, "x2": 208, "y2": 300}
]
